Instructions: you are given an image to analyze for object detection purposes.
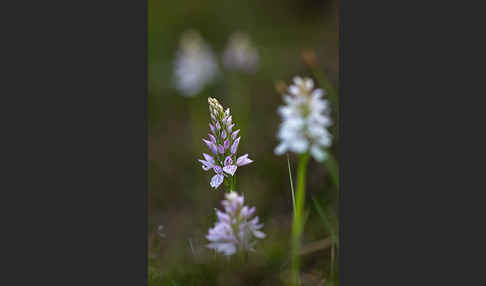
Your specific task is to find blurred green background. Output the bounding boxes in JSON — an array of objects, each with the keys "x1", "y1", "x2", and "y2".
[{"x1": 148, "y1": 0, "x2": 339, "y2": 285}]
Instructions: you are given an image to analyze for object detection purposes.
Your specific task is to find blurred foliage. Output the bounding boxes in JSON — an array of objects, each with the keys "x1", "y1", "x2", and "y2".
[{"x1": 149, "y1": 0, "x2": 339, "y2": 285}]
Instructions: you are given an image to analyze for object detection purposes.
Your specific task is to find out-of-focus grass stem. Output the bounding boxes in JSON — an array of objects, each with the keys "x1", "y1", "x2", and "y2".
[
  {"x1": 312, "y1": 197, "x2": 339, "y2": 284},
  {"x1": 311, "y1": 197, "x2": 338, "y2": 248},
  {"x1": 287, "y1": 154, "x2": 296, "y2": 217},
  {"x1": 290, "y1": 152, "x2": 310, "y2": 286}
]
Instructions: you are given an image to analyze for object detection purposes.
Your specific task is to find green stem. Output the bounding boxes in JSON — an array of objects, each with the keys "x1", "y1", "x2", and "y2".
[
  {"x1": 290, "y1": 152, "x2": 310, "y2": 286},
  {"x1": 229, "y1": 176, "x2": 235, "y2": 193}
]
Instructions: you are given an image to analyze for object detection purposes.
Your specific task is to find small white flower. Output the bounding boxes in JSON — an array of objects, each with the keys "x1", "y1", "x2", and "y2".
[
  {"x1": 173, "y1": 30, "x2": 219, "y2": 97},
  {"x1": 274, "y1": 76, "x2": 332, "y2": 161},
  {"x1": 157, "y1": 225, "x2": 166, "y2": 238},
  {"x1": 222, "y1": 32, "x2": 259, "y2": 73}
]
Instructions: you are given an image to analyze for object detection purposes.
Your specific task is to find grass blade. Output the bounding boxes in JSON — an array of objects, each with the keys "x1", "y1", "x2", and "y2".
[
  {"x1": 311, "y1": 197, "x2": 338, "y2": 248},
  {"x1": 287, "y1": 154, "x2": 296, "y2": 218}
]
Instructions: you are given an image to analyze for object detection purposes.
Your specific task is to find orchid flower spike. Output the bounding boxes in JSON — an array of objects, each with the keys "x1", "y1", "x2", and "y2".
[
  {"x1": 206, "y1": 191, "x2": 265, "y2": 256},
  {"x1": 274, "y1": 76, "x2": 332, "y2": 161},
  {"x1": 199, "y1": 97, "x2": 253, "y2": 190}
]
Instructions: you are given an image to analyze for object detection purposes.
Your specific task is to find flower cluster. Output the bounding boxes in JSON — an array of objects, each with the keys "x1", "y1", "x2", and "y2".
[
  {"x1": 274, "y1": 77, "x2": 332, "y2": 161},
  {"x1": 207, "y1": 191, "x2": 265, "y2": 256},
  {"x1": 223, "y1": 32, "x2": 259, "y2": 73},
  {"x1": 199, "y1": 98, "x2": 253, "y2": 189},
  {"x1": 173, "y1": 30, "x2": 219, "y2": 97}
]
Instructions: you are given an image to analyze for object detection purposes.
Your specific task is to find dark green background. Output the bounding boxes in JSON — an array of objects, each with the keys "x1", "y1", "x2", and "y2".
[{"x1": 148, "y1": 0, "x2": 339, "y2": 284}]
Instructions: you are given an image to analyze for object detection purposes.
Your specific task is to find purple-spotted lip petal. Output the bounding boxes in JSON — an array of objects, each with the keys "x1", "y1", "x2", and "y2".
[
  {"x1": 210, "y1": 174, "x2": 224, "y2": 188},
  {"x1": 224, "y1": 155, "x2": 233, "y2": 166},
  {"x1": 223, "y1": 165, "x2": 237, "y2": 176},
  {"x1": 213, "y1": 165, "x2": 223, "y2": 174},
  {"x1": 221, "y1": 130, "x2": 227, "y2": 140},
  {"x1": 209, "y1": 134, "x2": 217, "y2": 143}
]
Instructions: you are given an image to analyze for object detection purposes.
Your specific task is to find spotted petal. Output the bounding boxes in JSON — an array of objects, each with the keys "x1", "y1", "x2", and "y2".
[
  {"x1": 210, "y1": 174, "x2": 224, "y2": 188},
  {"x1": 223, "y1": 165, "x2": 237, "y2": 176}
]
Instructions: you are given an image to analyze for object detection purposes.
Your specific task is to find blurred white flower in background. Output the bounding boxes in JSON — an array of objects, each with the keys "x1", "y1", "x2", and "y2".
[
  {"x1": 173, "y1": 30, "x2": 219, "y2": 96},
  {"x1": 157, "y1": 225, "x2": 166, "y2": 238},
  {"x1": 222, "y1": 32, "x2": 259, "y2": 73},
  {"x1": 274, "y1": 77, "x2": 332, "y2": 162}
]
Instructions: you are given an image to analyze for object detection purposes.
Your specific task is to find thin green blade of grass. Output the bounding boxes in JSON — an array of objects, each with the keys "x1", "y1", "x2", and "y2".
[
  {"x1": 287, "y1": 154, "x2": 296, "y2": 218},
  {"x1": 290, "y1": 152, "x2": 310, "y2": 286},
  {"x1": 311, "y1": 197, "x2": 338, "y2": 248}
]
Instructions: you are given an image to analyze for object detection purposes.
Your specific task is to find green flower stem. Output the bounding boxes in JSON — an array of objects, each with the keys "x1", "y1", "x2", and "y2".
[
  {"x1": 290, "y1": 152, "x2": 310, "y2": 286},
  {"x1": 229, "y1": 176, "x2": 236, "y2": 193}
]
